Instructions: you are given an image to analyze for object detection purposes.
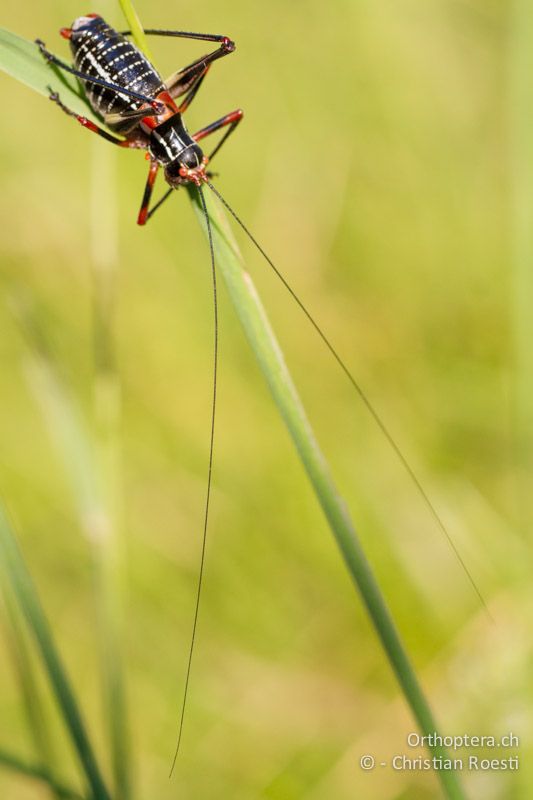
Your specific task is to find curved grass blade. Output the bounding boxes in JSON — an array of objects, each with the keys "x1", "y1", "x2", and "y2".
[
  {"x1": 189, "y1": 187, "x2": 466, "y2": 800},
  {"x1": 0, "y1": 504, "x2": 112, "y2": 800},
  {"x1": 0, "y1": 28, "x2": 100, "y2": 125}
]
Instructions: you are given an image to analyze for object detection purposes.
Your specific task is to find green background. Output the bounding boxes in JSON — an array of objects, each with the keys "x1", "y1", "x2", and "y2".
[{"x1": 0, "y1": 1, "x2": 530, "y2": 798}]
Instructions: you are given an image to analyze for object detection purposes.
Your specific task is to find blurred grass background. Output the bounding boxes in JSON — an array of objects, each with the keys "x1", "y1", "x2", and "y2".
[{"x1": 0, "y1": 0, "x2": 531, "y2": 798}]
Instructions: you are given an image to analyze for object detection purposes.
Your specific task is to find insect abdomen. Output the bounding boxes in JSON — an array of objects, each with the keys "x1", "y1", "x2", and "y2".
[{"x1": 68, "y1": 15, "x2": 165, "y2": 125}]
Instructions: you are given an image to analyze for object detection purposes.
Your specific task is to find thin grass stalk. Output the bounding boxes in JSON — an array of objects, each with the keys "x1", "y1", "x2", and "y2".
[
  {"x1": 0, "y1": 504, "x2": 112, "y2": 800},
  {"x1": 509, "y1": 0, "x2": 533, "y2": 532},
  {"x1": 508, "y1": 4, "x2": 533, "y2": 796},
  {"x1": 90, "y1": 128, "x2": 132, "y2": 800},
  {"x1": 189, "y1": 188, "x2": 465, "y2": 800}
]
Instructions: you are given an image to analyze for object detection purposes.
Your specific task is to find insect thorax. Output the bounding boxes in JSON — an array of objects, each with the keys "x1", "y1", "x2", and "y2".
[{"x1": 148, "y1": 116, "x2": 203, "y2": 168}]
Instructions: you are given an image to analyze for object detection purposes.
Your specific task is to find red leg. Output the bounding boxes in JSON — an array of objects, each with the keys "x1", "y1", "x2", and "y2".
[
  {"x1": 137, "y1": 160, "x2": 160, "y2": 226},
  {"x1": 137, "y1": 107, "x2": 243, "y2": 226},
  {"x1": 48, "y1": 91, "x2": 147, "y2": 149},
  {"x1": 193, "y1": 109, "x2": 244, "y2": 162}
]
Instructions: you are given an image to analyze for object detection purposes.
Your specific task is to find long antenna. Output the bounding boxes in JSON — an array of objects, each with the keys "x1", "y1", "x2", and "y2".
[
  {"x1": 169, "y1": 185, "x2": 219, "y2": 777},
  {"x1": 206, "y1": 180, "x2": 488, "y2": 615}
]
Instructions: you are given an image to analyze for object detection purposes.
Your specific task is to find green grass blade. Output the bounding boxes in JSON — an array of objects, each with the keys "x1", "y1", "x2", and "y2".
[
  {"x1": 509, "y1": 0, "x2": 533, "y2": 525},
  {"x1": 113, "y1": 5, "x2": 466, "y2": 794},
  {"x1": 0, "y1": 28, "x2": 100, "y2": 124},
  {"x1": 1, "y1": 14, "x2": 132, "y2": 797},
  {"x1": 90, "y1": 137, "x2": 132, "y2": 800},
  {"x1": 190, "y1": 187, "x2": 466, "y2": 800},
  {"x1": 22, "y1": 355, "x2": 99, "y2": 530},
  {"x1": 0, "y1": 748, "x2": 85, "y2": 800},
  {"x1": 14, "y1": 298, "x2": 131, "y2": 800},
  {"x1": 0, "y1": 18, "x2": 466, "y2": 799},
  {"x1": 0, "y1": 505, "x2": 112, "y2": 800},
  {"x1": 118, "y1": 0, "x2": 153, "y2": 61},
  {"x1": 1, "y1": 585, "x2": 63, "y2": 799}
]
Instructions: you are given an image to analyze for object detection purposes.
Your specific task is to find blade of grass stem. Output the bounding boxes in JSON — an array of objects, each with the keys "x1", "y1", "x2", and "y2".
[
  {"x1": 0, "y1": 748, "x2": 85, "y2": 800},
  {"x1": 14, "y1": 295, "x2": 131, "y2": 800},
  {"x1": 189, "y1": 187, "x2": 466, "y2": 800},
  {"x1": 118, "y1": 0, "x2": 153, "y2": 61},
  {"x1": 1, "y1": 586, "x2": 63, "y2": 799},
  {"x1": 509, "y1": 0, "x2": 533, "y2": 531},
  {"x1": 90, "y1": 132, "x2": 131, "y2": 800},
  {"x1": 22, "y1": 361, "x2": 99, "y2": 531},
  {"x1": 0, "y1": 504, "x2": 112, "y2": 800},
  {"x1": 507, "y1": 12, "x2": 533, "y2": 794}
]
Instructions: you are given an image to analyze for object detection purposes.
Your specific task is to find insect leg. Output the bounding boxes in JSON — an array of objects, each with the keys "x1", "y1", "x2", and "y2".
[
  {"x1": 139, "y1": 167, "x2": 220, "y2": 225},
  {"x1": 143, "y1": 188, "x2": 174, "y2": 224},
  {"x1": 136, "y1": 109, "x2": 243, "y2": 226},
  {"x1": 122, "y1": 28, "x2": 234, "y2": 46},
  {"x1": 35, "y1": 39, "x2": 166, "y2": 112},
  {"x1": 47, "y1": 90, "x2": 147, "y2": 149},
  {"x1": 164, "y1": 43, "x2": 232, "y2": 99},
  {"x1": 193, "y1": 110, "x2": 244, "y2": 162},
  {"x1": 139, "y1": 34, "x2": 235, "y2": 103},
  {"x1": 121, "y1": 29, "x2": 235, "y2": 106},
  {"x1": 137, "y1": 159, "x2": 160, "y2": 225},
  {"x1": 140, "y1": 167, "x2": 217, "y2": 225}
]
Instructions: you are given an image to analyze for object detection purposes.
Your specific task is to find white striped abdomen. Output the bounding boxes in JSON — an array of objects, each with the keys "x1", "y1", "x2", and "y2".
[{"x1": 69, "y1": 15, "x2": 164, "y2": 128}]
